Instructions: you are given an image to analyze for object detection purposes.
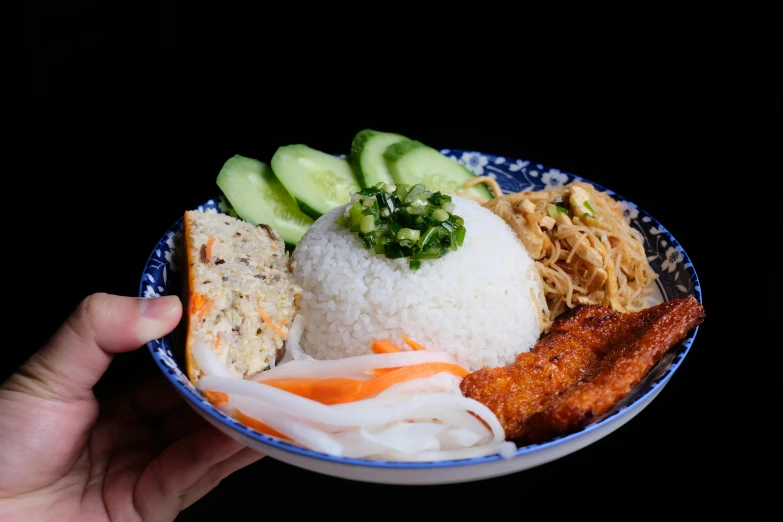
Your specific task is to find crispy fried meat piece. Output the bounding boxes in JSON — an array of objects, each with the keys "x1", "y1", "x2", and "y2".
[{"x1": 460, "y1": 296, "x2": 705, "y2": 444}]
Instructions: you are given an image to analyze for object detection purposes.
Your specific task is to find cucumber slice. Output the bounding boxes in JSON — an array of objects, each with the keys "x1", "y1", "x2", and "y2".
[
  {"x1": 349, "y1": 129, "x2": 408, "y2": 187},
  {"x1": 383, "y1": 140, "x2": 493, "y2": 200},
  {"x1": 271, "y1": 144, "x2": 360, "y2": 218},
  {"x1": 216, "y1": 154, "x2": 314, "y2": 245}
]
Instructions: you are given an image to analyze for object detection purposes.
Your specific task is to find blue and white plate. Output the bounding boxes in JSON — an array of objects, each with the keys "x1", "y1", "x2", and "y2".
[{"x1": 139, "y1": 149, "x2": 702, "y2": 485}]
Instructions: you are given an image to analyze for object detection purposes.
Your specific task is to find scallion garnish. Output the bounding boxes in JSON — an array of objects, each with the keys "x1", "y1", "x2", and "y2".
[
  {"x1": 360, "y1": 214, "x2": 376, "y2": 233},
  {"x1": 336, "y1": 182, "x2": 467, "y2": 270},
  {"x1": 583, "y1": 200, "x2": 599, "y2": 217},
  {"x1": 431, "y1": 209, "x2": 449, "y2": 222}
]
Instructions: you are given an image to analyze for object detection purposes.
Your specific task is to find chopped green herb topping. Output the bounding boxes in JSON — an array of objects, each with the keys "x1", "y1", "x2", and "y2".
[
  {"x1": 335, "y1": 182, "x2": 467, "y2": 270},
  {"x1": 547, "y1": 204, "x2": 569, "y2": 219},
  {"x1": 583, "y1": 200, "x2": 599, "y2": 217}
]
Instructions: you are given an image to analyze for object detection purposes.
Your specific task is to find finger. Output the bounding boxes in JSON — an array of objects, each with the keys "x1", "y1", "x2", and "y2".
[
  {"x1": 10, "y1": 293, "x2": 182, "y2": 402},
  {"x1": 181, "y1": 447, "x2": 265, "y2": 510},
  {"x1": 134, "y1": 424, "x2": 247, "y2": 520},
  {"x1": 102, "y1": 443, "x2": 158, "y2": 522}
]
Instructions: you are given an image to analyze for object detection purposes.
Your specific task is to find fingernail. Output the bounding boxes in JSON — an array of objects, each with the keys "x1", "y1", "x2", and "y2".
[{"x1": 138, "y1": 296, "x2": 182, "y2": 340}]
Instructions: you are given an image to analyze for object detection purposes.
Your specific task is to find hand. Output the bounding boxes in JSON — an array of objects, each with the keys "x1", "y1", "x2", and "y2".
[{"x1": 0, "y1": 293, "x2": 264, "y2": 522}]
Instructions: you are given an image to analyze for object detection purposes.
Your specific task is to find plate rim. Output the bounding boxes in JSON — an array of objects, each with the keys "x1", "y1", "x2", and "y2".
[{"x1": 140, "y1": 148, "x2": 703, "y2": 470}]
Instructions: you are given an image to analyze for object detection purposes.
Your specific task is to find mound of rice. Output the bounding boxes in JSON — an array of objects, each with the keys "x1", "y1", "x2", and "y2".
[{"x1": 291, "y1": 196, "x2": 544, "y2": 371}]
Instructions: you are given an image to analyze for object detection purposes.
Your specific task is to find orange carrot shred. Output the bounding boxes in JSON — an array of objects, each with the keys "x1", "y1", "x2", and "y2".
[
  {"x1": 205, "y1": 236, "x2": 217, "y2": 261},
  {"x1": 234, "y1": 410, "x2": 291, "y2": 440},
  {"x1": 191, "y1": 293, "x2": 212, "y2": 321},
  {"x1": 259, "y1": 307, "x2": 288, "y2": 339},
  {"x1": 365, "y1": 367, "x2": 401, "y2": 376},
  {"x1": 401, "y1": 334, "x2": 426, "y2": 351},
  {"x1": 371, "y1": 339, "x2": 402, "y2": 354},
  {"x1": 343, "y1": 362, "x2": 469, "y2": 402},
  {"x1": 203, "y1": 390, "x2": 229, "y2": 405},
  {"x1": 261, "y1": 378, "x2": 364, "y2": 405}
]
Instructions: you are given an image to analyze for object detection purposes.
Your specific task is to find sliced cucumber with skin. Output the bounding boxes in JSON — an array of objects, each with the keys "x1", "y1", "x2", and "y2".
[
  {"x1": 383, "y1": 140, "x2": 494, "y2": 200},
  {"x1": 271, "y1": 144, "x2": 360, "y2": 219},
  {"x1": 216, "y1": 154, "x2": 314, "y2": 245},
  {"x1": 349, "y1": 129, "x2": 408, "y2": 187}
]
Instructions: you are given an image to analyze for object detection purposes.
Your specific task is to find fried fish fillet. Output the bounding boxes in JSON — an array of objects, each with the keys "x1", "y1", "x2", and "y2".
[{"x1": 460, "y1": 296, "x2": 705, "y2": 444}]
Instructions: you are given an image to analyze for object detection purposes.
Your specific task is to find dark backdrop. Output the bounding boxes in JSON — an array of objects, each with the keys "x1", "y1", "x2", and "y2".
[{"x1": 6, "y1": 2, "x2": 777, "y2": 518}]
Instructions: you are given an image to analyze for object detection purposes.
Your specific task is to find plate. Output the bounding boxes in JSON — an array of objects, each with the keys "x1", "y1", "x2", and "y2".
[{"x1": 139, "y1": 149, "x2": 702, "y2": 485}]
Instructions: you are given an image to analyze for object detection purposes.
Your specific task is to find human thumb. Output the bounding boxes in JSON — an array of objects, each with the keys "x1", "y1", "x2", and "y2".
[{"x1": 7, "y1": 293, "x2": 182, "y2": 401}]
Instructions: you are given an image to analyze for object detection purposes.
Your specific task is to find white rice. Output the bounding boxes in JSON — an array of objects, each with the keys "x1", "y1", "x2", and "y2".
[{"x1": 291, "y1": 196, "x2": 544, "y2": 372}]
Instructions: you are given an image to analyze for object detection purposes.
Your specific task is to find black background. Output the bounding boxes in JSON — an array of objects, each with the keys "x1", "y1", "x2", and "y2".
[{"x1": 5, "y1": 1, "x2": 777, "y2": 518}]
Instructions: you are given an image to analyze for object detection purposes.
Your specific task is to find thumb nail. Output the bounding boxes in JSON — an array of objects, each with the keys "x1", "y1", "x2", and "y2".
[{"x1": 137, "y1": 296, "x2": 182, "y2": 342}]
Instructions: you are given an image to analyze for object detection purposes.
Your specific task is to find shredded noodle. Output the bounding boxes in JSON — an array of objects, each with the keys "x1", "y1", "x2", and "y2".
[
  {"x1": 482, "y1": 181, "x2": 658, "y2": 332},
  {"x1": 461, "y1": 176, "x2": 504, "y2": 200}
]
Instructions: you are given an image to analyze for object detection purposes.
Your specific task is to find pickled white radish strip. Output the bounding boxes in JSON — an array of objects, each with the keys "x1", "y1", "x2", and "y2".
[
  {"x1": 227, "y1": 395, "x2": 343, "y2": 456},
  {"x1": 334, "y1": 430, "x2": 390, "y2": 459},
  {"x1": 199, "y1": 376, "x2": 504, "y2": 444},
  {"x1": 406, "y1": 408, "x2": 493, "y2": 445},
  {"x1": 191, "y1": 341, "x2": 232, "y2": 378},
  {"x1": 251, "y1": 350, "x2": 458, "y2": 382},
  {"x1": 371, "y1": 422, "x2": 449, "y2": 443},
  {"x1": 328, "y1": 394, "x2": 506, "y2": 444},
  {"x1": 375, "y1": 372, "x2": 462, "y2": 398},
  {"x1": 379, "y1": 441, "x2": 518, "y2": 462},
  {"x1": 201, "y1": 361, "x2": 516, "y2": 462},
  {"x1": 497, "y1": 441, "x2": 519, "y2": 460},
  {"x1": 357, "y1": 427, "x2": 441, "y2": 454},
  {"x1": 281, "y1": 314, "x2": 312, "y2": 363},
  {"x1": 206, "y1": 375, "x2": 399, "y2": 424},
  {"x1": 437, "y1": 428, "x2": 483, "y2": 448},
  {"x1": 340, "y1": 439, "x2": 390, "y2": 459}
]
